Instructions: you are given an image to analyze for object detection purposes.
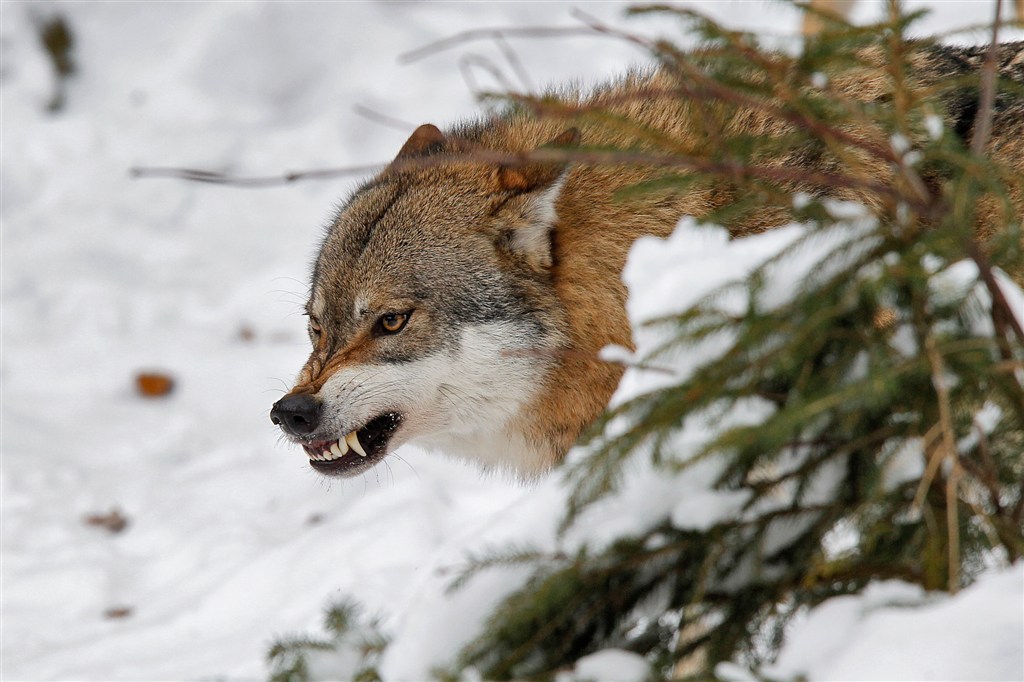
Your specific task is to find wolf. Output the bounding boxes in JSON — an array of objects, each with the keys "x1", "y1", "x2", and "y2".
[{"x1": 271, "y1": 41, "x2": 1024, "y2": 478}]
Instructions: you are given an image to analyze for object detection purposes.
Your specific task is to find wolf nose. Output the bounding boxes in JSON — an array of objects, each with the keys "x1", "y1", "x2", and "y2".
[{"x1": 270, "y1": 394, "x2": 321, "y2": 437}]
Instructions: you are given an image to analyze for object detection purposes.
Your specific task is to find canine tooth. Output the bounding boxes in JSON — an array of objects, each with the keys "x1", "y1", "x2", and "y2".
[
  {"x1": 345, "y1": 431, "x2": 367, "y2": 457},
  {"x1": 336, "y1": 437, "x2": 349, "y2": 456},
  {"x1": 330, "y1": 442, "x2": 343, "y2": 458}
]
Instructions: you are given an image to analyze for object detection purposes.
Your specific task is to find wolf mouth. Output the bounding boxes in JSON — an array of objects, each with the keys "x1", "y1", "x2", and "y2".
[{"x1": 301, "y1": 412, "x2": 403, "y2": 477}]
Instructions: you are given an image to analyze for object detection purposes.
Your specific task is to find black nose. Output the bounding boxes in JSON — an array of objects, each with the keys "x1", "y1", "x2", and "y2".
[{"x1": 270, "y1": 393, "x2": 321, "y2": 437}]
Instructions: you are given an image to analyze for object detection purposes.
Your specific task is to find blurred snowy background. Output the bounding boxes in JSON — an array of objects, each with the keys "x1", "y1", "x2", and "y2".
[{"x1": 2, "y1": 2, "x2": 1021, "y2": 680}]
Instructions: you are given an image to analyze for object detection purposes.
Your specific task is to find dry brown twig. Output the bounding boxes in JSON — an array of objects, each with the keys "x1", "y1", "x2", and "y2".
[
  {"x1": 132, "y1": 144, "x2": 919, "y2": 221},
  {"x1": 961, "y1": 0, "x2": 1024, "y2": 348},
  {"x1": 923, "y1": 334, "x2": 962, "y2": 593},
  {"x1": 397, "y1": 25, "x2": 604, "y2": 64},
  {"x1": 458, "y1": 53, "x2": 521, "y2": 99},
  {"x1": 352, "y1": 104, "x2": 416, "y2": 133},
  {"x1": 128, "y1": 163, "x2": 386, "y2": 187}
]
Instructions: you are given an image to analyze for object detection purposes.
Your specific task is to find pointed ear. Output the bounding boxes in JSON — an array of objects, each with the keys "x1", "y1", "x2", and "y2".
[
  {"x1": 499, "y1": 172, "x2": 569, "y2": 271},
  {"x1": 395, "y1": 123, "x2": 447, "y2": 160},
  {"x1": 494, "y1": 127, "x2": 581, "y2": 193}
]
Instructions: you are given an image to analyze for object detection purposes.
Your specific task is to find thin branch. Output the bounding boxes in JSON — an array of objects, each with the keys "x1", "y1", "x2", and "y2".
[
  {"x1": 399, "y1": 26, "x2": 601, "y2": 64},
  {"x1": 493, "y1": 33, "x2": 534, "y2": 93},
  {"x1": 925, "y1": 334, "x2": 962, "y2": 593},
  {"x1": 911, "y1": 421, "x2": 947, "y2": 513},
  {"x1": 969, "y1": 241, "x2": 1024, "y2": 344},
  {"x1": 352, "y1": 104, "x2": 416, "y2": 133},
  {"x1": 129, "y1": 146, "x2": 914, "y2": 209},
  {"x1": 521, "y1": 147, "x2": 918, "y2": 210},
  {"x1": 969, "y1": 0, "x2": 1003, "y2": 156},
  {"x1": 963, "y1": 0, "x2": 1024, "y2": 350},
  {"x1": 128, "y1": 163, "x2": 385, "y2": 187},
  {"x1": 458, "y1": 53, "x2": 520, "y2": 99}
]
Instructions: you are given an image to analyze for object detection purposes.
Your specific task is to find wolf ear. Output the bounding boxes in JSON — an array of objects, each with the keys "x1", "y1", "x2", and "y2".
[
  {"x1": 494, "y1": 128, "x2": 579, "y2": 271},
  {"x1": 395, "y1": 123, "x2": 447, "y2": 160},
  {"x1": 500, "y1": 177, "x2": 567, "y2": 270}
]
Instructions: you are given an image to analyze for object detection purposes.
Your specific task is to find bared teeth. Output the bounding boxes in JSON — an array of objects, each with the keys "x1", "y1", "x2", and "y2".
[
  {"x1": 306, "y1": 432, "x2": 367, "y2": 462},
  {"x1": 345, "y1": 431, "x2": 367, "y2": 457}
]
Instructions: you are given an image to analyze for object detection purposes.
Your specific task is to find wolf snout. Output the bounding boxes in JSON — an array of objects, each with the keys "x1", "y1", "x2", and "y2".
[{"x1": 270, "y1": 393, "x2": 321, "y2": 437}]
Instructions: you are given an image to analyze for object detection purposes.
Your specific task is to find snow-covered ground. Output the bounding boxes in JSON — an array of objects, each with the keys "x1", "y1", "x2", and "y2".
[{"x1": 2, "y1": 2, "x2": 1021, "y2": 680}]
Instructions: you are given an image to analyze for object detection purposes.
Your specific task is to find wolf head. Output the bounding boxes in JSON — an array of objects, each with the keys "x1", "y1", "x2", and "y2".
[{"x1": 271, "y1": 124, "x2": 579, "y2": 477}]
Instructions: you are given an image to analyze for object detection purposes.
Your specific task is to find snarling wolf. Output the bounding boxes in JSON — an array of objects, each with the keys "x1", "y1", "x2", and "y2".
[{"x1": 271, "y1": 41, "x2": 1024, "y2": 478}]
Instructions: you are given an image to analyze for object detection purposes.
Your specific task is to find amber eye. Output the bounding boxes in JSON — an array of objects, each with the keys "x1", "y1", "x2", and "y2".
[{"x1": 378, "y1": 312, "x2": 410, "y2": 334}]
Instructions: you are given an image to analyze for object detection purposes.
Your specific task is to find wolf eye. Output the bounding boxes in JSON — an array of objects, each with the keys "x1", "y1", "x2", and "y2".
[{"x1": 378, "y1": 312, "x2": 410, "y2": 334}]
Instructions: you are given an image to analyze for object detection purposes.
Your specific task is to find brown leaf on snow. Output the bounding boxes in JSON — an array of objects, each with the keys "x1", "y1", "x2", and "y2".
[
  {"x1": 83, "y1": 508, "x2": 130, "y2": 534},
  {"x1": 104, "y1": 606, "x2": 133, "y2": 619},
  {"x1": 135, "y1": 372, "x2": 175, "y2": 397}
]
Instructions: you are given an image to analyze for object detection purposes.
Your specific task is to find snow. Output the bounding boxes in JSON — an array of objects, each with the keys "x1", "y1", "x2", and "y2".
[
  {"x1": 560, "y1": 648, "x2": 651, "y2": 682},
  {"x1": 3, "y1": 2, "x2": 1021, "y2": 681},
  {"x1": 614, "y1": 218, "x2": 802, "y2": 400},
  {"x1": 671, "y1": 488, "x2": 752, "y2": 532},
  {"x1": 880, "y1": 437, "x2": 927, "y2": 491},
  {"x1": 762, "y1": 563, "x2": 1024, "y2": 681}
]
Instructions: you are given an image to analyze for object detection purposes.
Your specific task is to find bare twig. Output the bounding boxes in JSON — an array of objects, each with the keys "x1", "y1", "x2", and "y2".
[
  {"x1": 459, "y1": 53, "x2": 520, "y2": 98},
  {"x1": 946, "y1": 457, "x2": 962, "y2": 592},
  {"x1": 969, "y1": 0, "x2": 1003, "y2": 156},
  {"x1": 969, "y1": 241, "x2": 1024, "y2": 344},
  {"x1": 128, "y1": 163, "x2": 385, "y2": 187},
  {"x1": 963, "y1": 0, "x2": 1024, "y2": 349},
  {"x1": 911, "y1": 421, "x2": 946, "y2": 513},
  {"x1": 130, "y1": 145, "x2": 913, "y2": 210},
  {"x1": 493, "y1": 33, "x2": 534, "y2": 93},
  {"x1": 399, "y1": 26, "x2": 601, "y2": 64},
  {"x1": 352, "y1": 104, "x2": 416, "y2": 133},
  {"x1": 924, "y1": 335, "x2": 962, "y2": 593},
  {"x1": 523, "y1": 147, "x2": 920, "y2": 211}
]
